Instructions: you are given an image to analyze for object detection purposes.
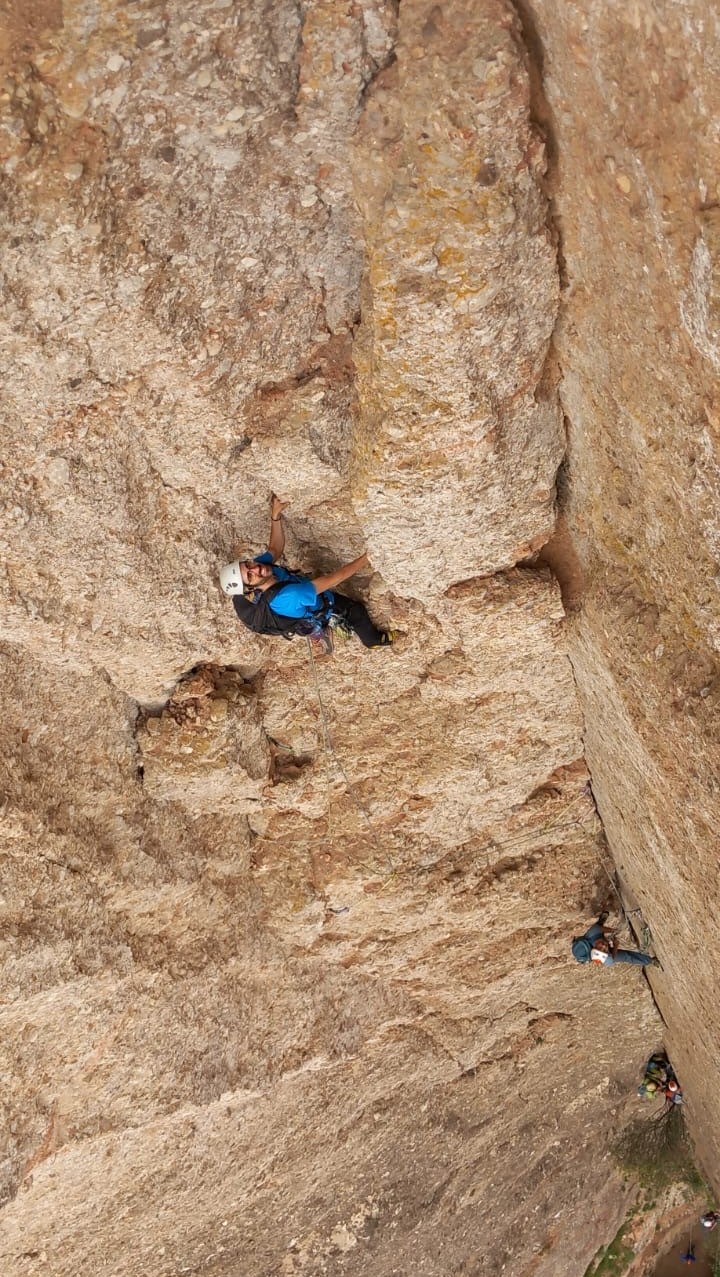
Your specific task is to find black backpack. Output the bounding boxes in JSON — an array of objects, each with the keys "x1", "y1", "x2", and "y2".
[{"x1": 232, "y1": 580, "x2": 318, "y2": 640}]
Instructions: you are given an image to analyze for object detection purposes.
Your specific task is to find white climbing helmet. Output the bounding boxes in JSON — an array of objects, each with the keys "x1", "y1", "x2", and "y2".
[{"x1": 219, "y1": 560, "x2": 244, "y2": 596}]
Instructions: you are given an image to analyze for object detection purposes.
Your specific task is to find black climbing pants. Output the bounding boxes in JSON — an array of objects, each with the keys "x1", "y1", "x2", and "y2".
[{"x1": 330, "y1": 593, "x2": 386, "y2": 647}]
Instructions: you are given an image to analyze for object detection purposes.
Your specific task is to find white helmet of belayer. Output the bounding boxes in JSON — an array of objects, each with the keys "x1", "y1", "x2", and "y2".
[{"x1": 219, "y1": 561, "x2": 244, "y2": 596}]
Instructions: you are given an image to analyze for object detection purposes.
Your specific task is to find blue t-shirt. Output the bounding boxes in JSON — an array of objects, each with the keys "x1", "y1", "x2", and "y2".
[{"x1": 254, "y1": 553, "x2": 333, "y2": 620}]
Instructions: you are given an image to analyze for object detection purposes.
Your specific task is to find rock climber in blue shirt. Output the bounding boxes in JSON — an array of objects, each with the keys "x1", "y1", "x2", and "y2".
[{"x1": 220, "y1": 494, "x2": 394, "y2": 650}]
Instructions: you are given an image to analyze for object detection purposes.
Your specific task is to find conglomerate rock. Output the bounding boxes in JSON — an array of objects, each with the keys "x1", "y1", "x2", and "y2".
[
  {"x1": 0, "y1": 1, "x2": 697, "y2": 1276},
  {"x1": 526, "y1": 0, "x2": 720, "y2": 1181},
  {"x1": 352, "y1": 0, "x2": 564, "y2": 598}
]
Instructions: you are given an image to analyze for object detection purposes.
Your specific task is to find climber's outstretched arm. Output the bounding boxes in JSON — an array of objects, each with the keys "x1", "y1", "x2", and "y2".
[
  {"x1": 311, "y1": 553, "x2": 369, "y2": 595},
  {"x1": 267, "y1": 494, "x2": 289, "y2": 561}
]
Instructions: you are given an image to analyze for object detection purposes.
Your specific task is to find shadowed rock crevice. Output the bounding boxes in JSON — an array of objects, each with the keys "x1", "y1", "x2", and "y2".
[
  {"x1": 505, "y1": 0, "x2": 592, "y2": 625},
  {"x1": 508, "y1": 0, "x2": 567, "y2": 286},
  {"x1": 515, "y1": 0, "x2": 720, "y2": 1207}
]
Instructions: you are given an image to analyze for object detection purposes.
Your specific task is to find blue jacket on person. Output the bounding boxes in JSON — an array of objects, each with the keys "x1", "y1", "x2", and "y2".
[{"x1": 253, "y1": 553, "x2": 334, "y2": 621}]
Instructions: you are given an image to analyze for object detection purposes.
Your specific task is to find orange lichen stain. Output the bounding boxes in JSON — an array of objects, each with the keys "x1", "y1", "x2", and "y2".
[
  {"x1": 435, "y1": 245, "x2": 468, "y2": 267},
  {"x1": 447, "y1": 284, "x2": 483, "y2": 302},
  {"x1": 414, "y1": 449, "x2": 454, "y2": 469}
]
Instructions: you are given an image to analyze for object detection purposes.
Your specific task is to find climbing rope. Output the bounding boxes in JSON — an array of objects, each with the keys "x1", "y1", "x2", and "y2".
[
  {"x1": 302, "y1": 656, "x2": 651, "y2": 936},
  {"x1": 303, "y1": 648, "x2": 601, "y2": 892},
  {"x1": 596, "y1": 853, "x2": 653, "y2": 946},
  {"x1": 268, "y1": 514, "x2": 397, "y2": 890},
  {"x1": 470, "y1": 791, "x2": 591, "y2": 857},
  {"x1": 305, "y1": 636, "x2": 396, "y2": 880},
  {"x1": 283, "y1": 514, "x2": 593, "y2": 891}
]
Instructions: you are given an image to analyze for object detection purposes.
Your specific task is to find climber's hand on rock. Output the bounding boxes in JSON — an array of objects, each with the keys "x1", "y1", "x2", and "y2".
[{"x1": 271, "y1": 494, "x2": 290, "y2": 520}]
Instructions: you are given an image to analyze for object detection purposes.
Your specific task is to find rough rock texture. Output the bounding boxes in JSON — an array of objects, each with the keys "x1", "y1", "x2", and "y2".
[
  {"x1": 0, "y1": 1, "x2": 699, "y2": 1276},
  {"x1": 2, "y1": 589, "x2": 661, "y2": 1277},
  {"x1": 352, "y1": 0, "x2": 563, "y2": 596},
  {"x1": 526, "y1": 0, "x2": 720, "y2": 1181}
]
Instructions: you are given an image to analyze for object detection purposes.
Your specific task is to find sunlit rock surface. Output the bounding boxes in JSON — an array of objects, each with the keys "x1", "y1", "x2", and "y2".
[
  {"x1": 528, "y1": 0, "x2": 720, "y2": 1182},
  {"x1": 5, "y1": 1, "x2": 717, "y2": 1275},
  {"x1": 352, "y1": 0, "x2": 563, "y2": 598}
]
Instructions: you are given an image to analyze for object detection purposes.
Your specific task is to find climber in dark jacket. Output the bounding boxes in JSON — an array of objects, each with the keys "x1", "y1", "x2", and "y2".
[{"x1": 571, "y1": 912, "x2": 659, "y2": 968}]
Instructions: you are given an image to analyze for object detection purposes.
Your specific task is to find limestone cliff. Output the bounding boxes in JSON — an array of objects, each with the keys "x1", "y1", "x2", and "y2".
[{"x1": 1, "y1": 2, "x2": 714, "y2": 1276}]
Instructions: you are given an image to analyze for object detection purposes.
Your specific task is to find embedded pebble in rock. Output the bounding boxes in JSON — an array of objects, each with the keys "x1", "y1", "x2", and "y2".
[{"x1": 45, "y1": 456, "x2": 71, "y2": 485}]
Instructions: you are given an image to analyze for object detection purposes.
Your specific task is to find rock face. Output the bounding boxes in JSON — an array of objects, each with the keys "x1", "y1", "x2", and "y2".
[
  {"x1": 352, "y1": 0, "x2": 563, "y2": 596},
  {"x1": 138, "y1": 666, "x2": 272, "y2": 814},
  {"x1": 4, "y1": 0, "x2": 715, "y2": 1275},
  {"x1": 526, "y1": 0, "x2": 720, "y2": 1178}
]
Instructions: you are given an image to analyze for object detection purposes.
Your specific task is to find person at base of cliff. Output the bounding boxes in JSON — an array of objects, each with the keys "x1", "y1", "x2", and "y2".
[
  {"x1": 679, "y1": 1243, "x2": 696, "y2": 1263},
  {"x1": 701, "y1": 1211, "x2": 720, "y2": 1231},
  {"x1": 570, "y1": 912, "x2": 660, "y2": 968},
  {"x1": 638, "y1": 1051, "x2": 683, "y2": 1103},
  {"x1": 219, "y1": 494, "x2": 394, "y2": 651}
]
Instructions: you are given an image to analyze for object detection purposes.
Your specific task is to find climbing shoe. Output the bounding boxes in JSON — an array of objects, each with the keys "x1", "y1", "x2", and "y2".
[
  {"x1": 372, "y1": 630, "x2": 395, "y2": 648},
  {"x1": 597, "y1": 910, "x2": 610, "y2": 925}
]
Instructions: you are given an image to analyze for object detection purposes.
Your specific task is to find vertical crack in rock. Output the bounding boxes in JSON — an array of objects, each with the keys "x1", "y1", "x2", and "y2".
[
  {"x1": 508, "y1": 0, "x2": 566, "y2": 283},
  {"x1": 495, "y1": 3, "x2": 608, "y2": 902},
  {"x1": 507, "y1": 2, "x2": 587, "y2": 620},
  {"x1": 507, "y1": 0, "x2": 572, "y2": 534}
]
